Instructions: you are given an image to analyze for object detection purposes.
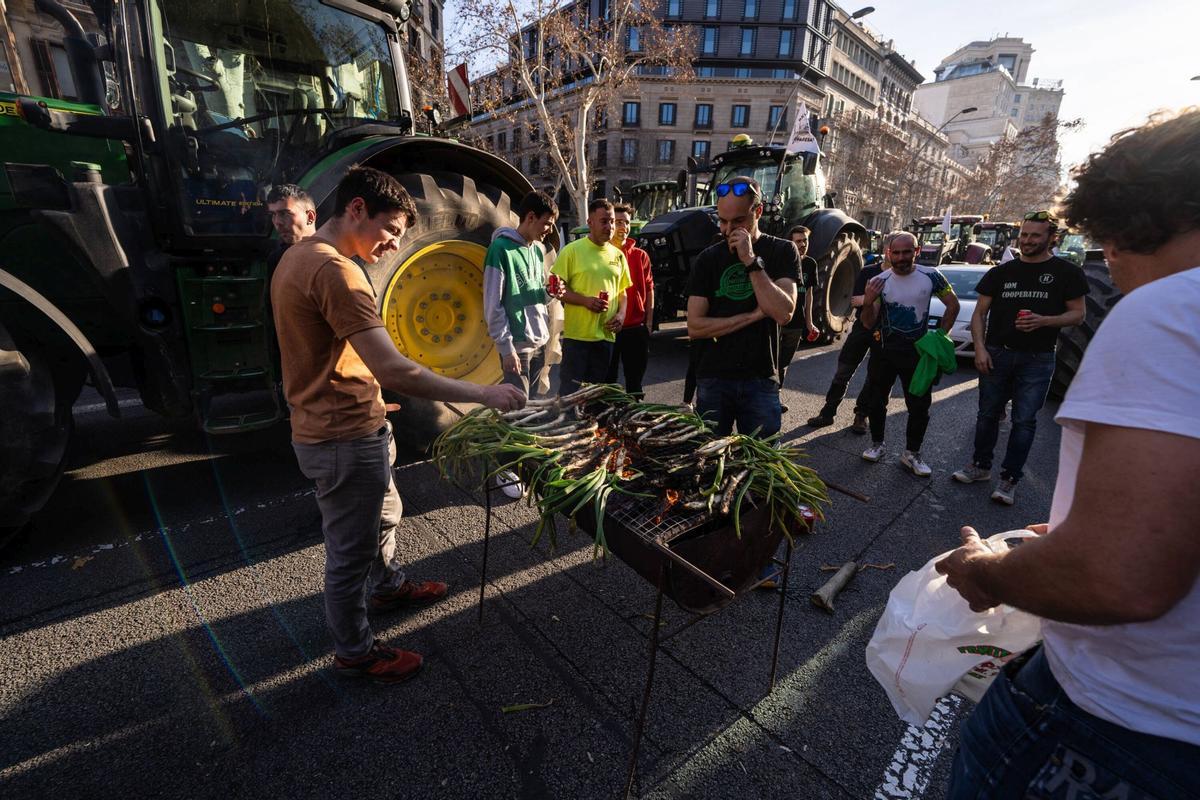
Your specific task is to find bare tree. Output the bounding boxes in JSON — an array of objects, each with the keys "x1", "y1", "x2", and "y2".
[
  {"x1": 948, "y1": 114, "x2": 1084, "y2": 220},
  {"x1": 454, "y1": 0, "x2": 694, "y2": 224},
  {"x1": 826, "y1": 110, "x2": 915, "y2": 224}
]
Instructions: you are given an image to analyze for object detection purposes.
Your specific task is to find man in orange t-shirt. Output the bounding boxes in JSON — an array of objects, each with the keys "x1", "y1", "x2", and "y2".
[
  {"x1": 605, "y1": 203, "x2": 655, "y2": 397},
  {"x1": 272, "y1": 166, "x2": 524, "y2": 684}
]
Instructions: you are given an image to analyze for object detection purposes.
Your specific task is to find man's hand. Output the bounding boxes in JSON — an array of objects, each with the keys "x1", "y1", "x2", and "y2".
[
  {"x1": 935, "y1": 526, "x2": 1003, "y2": 612},
  {"x1": 974, "y1": 347, "x2": 993, "y2": 375},
  {"x1": 479, "y1": 383, "x2": 526, "y2": 412},
  {"x1": 1014, "y1": 312, "x2": 1047, "y2": 332},
  {"x1": 501, "y1": 352, "x2": 522, "y2": 375},
  {"x1": 727, "y1": 229, "x2": 756, "y2": 265},
  {"x1": 604, "y1": 312, "x2": 625, "y2": 333},
  {"x1": 585, "y1": 295, "x2": 609, "y2": 313},
  {"x1": 864, "y1": 275, "x2": 886, "y2": 305},
  {"x1": 1025, "y1": 523, "x2": 1049, "y2": 535}
]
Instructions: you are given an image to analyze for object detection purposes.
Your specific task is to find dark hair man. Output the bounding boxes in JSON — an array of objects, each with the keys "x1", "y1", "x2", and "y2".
[
  {"x1": 604, "y1": 203, "x2": 655, "y2": 397},
  {"x1": 775, "y1": 225, "x2": 819, "y2": 409},
  {"x1": 938, "y1": 108, "x2": 1200, "y2": 799},
  {"x1": 551, "y1": 198, "x2": 631, "y2": 395},
  {"x1": 806, "y1": 230, "x2": 901, "y2": 432},
  {"x1": 952, "y1": 211, "x2": 1087, "y2": 505},
  {"x1": 685, "y1": 177, "x2": 799, "y2": 437},
  {"x1": 267, "y1": 184, "x2": 317, "y2": 247},
  {"x1": 271, "y1": 166, "x2": 525, "y2": 684},
  {"x1": 859, "y1": 231, "x2": 959, "y2": 476}
]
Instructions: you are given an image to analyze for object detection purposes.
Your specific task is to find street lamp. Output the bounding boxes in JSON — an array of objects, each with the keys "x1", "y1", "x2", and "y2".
[
  {"x1": 897, "y1": 105, "x2": 977, "y2": 226},
  {"x1": 766, "y1": 5, "x2": 875, "y2": 146}
]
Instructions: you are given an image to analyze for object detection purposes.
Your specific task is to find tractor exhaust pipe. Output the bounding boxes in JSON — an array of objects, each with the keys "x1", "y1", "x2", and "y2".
[{"x1": 34, "y1": 0, "x2": 107, "y2": 109}]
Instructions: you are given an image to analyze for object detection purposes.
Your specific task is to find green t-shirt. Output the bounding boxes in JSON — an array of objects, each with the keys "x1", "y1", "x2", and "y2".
[{"x1": 551, "y1": 237, "x2": 632, "y2": 342}]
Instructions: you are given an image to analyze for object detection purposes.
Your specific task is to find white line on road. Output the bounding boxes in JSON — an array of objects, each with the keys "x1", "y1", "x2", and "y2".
[{"x1": 875, "y1": 694, "x2": 966, "y2": 799}]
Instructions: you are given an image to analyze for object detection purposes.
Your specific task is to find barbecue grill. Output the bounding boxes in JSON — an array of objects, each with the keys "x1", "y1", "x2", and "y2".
[{"x1": 476, "y1": 470, "x2": 812, "y2": 798}]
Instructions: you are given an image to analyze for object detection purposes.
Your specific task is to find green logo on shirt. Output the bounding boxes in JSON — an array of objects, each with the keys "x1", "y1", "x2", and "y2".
[{"x1": 715, "y1": 262, "x2": 754, "y2": 300}]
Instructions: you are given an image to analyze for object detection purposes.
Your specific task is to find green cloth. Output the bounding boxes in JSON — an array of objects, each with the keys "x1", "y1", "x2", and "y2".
[{"x1": 909, "y1": 329, "x2": 958, "y2": 396}]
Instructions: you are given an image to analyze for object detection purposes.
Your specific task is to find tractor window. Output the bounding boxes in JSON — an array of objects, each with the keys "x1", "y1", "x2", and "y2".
[
  {"x1": 708, "y1": 161, "x2": 780, "y2": 203},
  {"x1": 156, "y1": 0, "x2": 400, "y2": 236},
  {"x1": 708, "y1": 156, "x2": 823, "y2": 220}
]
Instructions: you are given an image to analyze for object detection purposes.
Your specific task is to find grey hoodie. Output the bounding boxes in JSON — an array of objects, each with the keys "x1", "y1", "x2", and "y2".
[{"x1": 483, "y1": 226, "x2": 552, "y2": 356}]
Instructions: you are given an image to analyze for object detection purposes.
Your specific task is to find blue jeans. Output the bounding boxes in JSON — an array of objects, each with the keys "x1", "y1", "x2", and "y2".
[
  {"x1": 558, "y1": 338, "x2": 613, "y2": 396},
  {"x1": 972, "y1": 347, "x2": 1056, "y2": 481},
  {"x1": 948, "y1": 646, "x2": 1200, "y2": 799},
  {"x1": 696, "y1": 377, "x2": 781, "y2": 437}
]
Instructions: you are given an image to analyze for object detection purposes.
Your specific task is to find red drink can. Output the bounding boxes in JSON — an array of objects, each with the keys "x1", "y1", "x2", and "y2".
[
  {"x1": 547, "y1": 274, "x2": 562, "y2": 296},
  {"x1": 1017, "y1": 309, "x2": 1032, "y2": 318},
  {"x1": 598, "y1": 290, "x2": 610, "y2": 304},
  {"x1": 806, "y1": 329, "x2": 820, "y2": 342}
]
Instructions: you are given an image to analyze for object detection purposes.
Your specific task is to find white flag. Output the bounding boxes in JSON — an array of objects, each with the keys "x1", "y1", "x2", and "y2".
[
  {"x1": 786, "y1": 102, "x2": 821, "y2": 156},
  {"x1": 942, "y1": 209, "x2": 953, "y2": 237}
]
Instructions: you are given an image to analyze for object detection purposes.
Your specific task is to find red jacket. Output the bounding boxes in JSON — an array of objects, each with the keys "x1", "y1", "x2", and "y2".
[{"x1": 619, "y1": 238, "x2": 653, "y2": 328}]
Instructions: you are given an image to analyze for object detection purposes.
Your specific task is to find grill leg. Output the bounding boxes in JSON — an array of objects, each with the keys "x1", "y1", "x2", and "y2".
[
  {"x1": 768, "y1": 537, "x2": 794, "y2": 691},
  {"x1": 625, "y1": 565, "x2": 666, "y2": 799},
  {"x1": 478, "y1": 484, "x2": 493, "y2": 625}
]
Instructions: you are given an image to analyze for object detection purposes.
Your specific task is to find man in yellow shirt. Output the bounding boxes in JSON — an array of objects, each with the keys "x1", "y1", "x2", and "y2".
[{"x1": 551, "y1": 198, "x2": 632, "y2": 395}]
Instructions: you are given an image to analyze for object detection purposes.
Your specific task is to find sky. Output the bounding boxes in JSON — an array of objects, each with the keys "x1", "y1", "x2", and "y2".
[
  {"x1": 445, "y1": 0, "x2": 1200, "y2": 174},
  {"x1": 858, "y1": 0, "x2": 1200, "y2": 173}
]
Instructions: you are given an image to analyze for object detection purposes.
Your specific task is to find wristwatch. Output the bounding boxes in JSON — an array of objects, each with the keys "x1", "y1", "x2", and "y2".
[{"x1": 744, "y1": 256, "x2": 765, "y2": 273}]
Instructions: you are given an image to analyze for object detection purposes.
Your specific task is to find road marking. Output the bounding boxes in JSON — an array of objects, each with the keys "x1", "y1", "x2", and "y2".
[{"x1": 874, "y1": 694, "x2": 965, "y2": 799}]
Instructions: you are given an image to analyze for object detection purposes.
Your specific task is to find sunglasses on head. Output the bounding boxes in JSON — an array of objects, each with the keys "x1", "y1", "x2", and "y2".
[
  {"x1": 715, "y1": 181, "x2": 759, "y2": 199},
  {"x1": 1024, "y1": 210, "x2": 1056, "y2": 222}
]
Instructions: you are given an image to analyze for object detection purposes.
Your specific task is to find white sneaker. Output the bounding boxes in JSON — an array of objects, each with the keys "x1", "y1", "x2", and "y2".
[
  {"x1": 862, "y1": 442, "x2": 885, "y2": 463},
  {"x1": 991, "y1": 478, "x2": 1017, "y2": 505},
  {"x1": 952, "y1": 463, "x2": 992, "y2": 484},
  {"x1": 496, "y1": 470, "x2": 524, "y2": 499},
  {"x1": 901, "y1": 450, "x2": 932, "y2": 477}
]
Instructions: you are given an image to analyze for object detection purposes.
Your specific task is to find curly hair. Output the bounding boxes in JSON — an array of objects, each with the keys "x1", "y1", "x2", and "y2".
[
  {"x1": 1062, "y1": 108, "x2": 1200, "y2": 253},
  {"x1": 334, "y1": 166, "x2": 418, "y2": 226}
]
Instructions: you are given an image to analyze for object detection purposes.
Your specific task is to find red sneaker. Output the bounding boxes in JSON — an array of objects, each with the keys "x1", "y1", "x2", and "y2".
[
  {"x1": 369, "y1": 579, "x2": 449, "y2": 613},
  {"x1": 333, "y1": 641, "x2": 423, "y2": 684}
]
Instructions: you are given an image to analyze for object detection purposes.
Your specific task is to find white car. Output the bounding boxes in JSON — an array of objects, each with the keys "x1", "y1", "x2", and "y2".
[{"x1": 927, "y1": 265, "x2": 990, "y2": 359}]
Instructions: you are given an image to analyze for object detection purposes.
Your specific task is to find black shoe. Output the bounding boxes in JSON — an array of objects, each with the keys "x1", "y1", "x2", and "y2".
[
  {"x1": 806, "y1": 414, "x2": 834, "y2": 428},
  {"x1": 850, "y1": 413, "x2": 868, "y2": 435}
]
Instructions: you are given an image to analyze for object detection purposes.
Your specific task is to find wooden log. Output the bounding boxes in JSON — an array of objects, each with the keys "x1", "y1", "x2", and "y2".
[{"x1": 810, "y1": 561, "x2": 857, "y2": 613}]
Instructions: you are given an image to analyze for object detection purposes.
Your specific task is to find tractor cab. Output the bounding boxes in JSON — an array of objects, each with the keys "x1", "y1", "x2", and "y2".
[
  {"x1": 912, "y1": 215, "x2": 984, "y2": 265},
  {"x1": 705, "y1": 135, "x2": 826, "y2": 236},
  {"x1": 629, "y1": 180, "x2": 684, "y2": 229},
  {"x1": 974, "y1": 222, "x2": 1020, "y2": 262}
]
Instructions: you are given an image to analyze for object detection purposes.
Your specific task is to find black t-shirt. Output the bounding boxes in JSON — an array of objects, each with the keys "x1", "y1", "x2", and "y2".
[
  {"x1": 975, "y1": 256, "x2": 1088, "y2": 352},
  {"x1": 784, "y1": 255, "x2": 820, "y2": 329},
  {"x1": 686, "y1": 233, "x2": 802, "y2": 381},
  {"x1": 851, "y1": 263, "x2": 884, "y2": 329}
]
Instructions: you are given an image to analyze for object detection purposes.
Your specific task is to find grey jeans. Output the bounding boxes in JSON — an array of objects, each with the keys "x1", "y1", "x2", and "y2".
[
  {"x1": 499, "y1": 345, "x2": 547, "y2": 397},
  {"x1": 293, "y1": 421, "x2": 405, "y2": 659}
]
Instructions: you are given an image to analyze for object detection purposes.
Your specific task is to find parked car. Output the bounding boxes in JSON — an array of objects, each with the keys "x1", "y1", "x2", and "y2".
[{"x1": 928, "y1": 265, "x2": 989, "y2": 358}]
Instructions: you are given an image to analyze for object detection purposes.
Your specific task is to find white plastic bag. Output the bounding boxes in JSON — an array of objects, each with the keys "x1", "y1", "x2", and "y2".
[{"x1": 865, "y1": 530, "x2": 1042, "y2": 725}]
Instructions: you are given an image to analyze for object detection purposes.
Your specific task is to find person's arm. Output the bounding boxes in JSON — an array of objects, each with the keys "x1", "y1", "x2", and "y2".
[
  {"x1": 483, "y1": 262, "x2": 521, "y2": 374},
  {"x1": 971, "y1": 293, "x2": 994, "y2": 374},
  {"x1": 936, "y1": 422, "x2": 1200, "y2": 624},
  {"x1": 938, "y1": 290, "x2": 960, "y2": 332},
  {"x1": 859, "y1": 275, "x2": 885, "y2": 330},
  {"x1": 804, "y1": 288, "x2": 816, "y2": 335},
  {"x1": 605, "y1": 292, "x2": 628, "y2": 332},
  {"x1": 644, "y1": 283, "x2": 655, "y2": 332},
  {"x1": 349, "y1": 327, "x2": 526, "y2": 410},
  {"x1": 686, "y1": 294, "x2": 765, "y2": 339},
  {"x1": 1014, "y1": 297, "x2": 1085, "y2": 332},
  {"x1": 751, "y1": 272, "x2": 797, "y2": 325}
]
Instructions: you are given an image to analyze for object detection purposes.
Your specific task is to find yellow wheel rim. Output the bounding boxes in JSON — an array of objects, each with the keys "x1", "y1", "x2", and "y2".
[{"x1": 380, "y1": 240, "x2": 501, "y2": 384}]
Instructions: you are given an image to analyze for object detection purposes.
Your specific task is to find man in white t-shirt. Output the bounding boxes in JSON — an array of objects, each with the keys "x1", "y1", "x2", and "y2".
[{"x1": 936, "y1": 109, "x2": 1200, "y2": 798}]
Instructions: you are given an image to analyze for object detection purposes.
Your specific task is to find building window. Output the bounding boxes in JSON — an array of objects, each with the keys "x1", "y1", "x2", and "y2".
[
  {"x1": 704, "y1": 0, "x2": 719, "y2": 18},
  {"x1": 31, "y1": 39, "x2": 80, "y2": 101},
  {"x1": 692, "y1": 140, "x2": 711, "y2": 164},
  {"x1": 657, "y1": 139, "x2": 676, "y2": 164},
  {"x1": 593, "y1": 180, "x2": 607, "y2": 200},
  {"x1": 622, "y1": 101, "x2": 641, "y2": 126},
  {"x1": 731, "y1": 104, "x2": 750, "y2": 128},
  {"x1": 659, "y1": 102, "x2": 677, "y2": 126},
  {"x1": 596, "y1": 139, "x2": 608, "y2": 167},
  {"x1": 628, "y1": 27, "x2": 642, "y2": 51},
  {"x1": 667, "y1": 0, "x2": 682, "y2": 17},
  {"x1": 1013, "y1": 93, "x2": 1022, "y2": 103},
  {"x1": 734, "y1": 67, "x2": 751, "y2": 78},
  {"x1": 743, "y1": 0, "x2": 757, "y2": 18},
  {"x1": 430, "y1": 2, "x2": 440, "y2": 36},
  {"x1": 498, "y1": 131, "x2": 508, "y2": 151},
  {"x1": 695, "y1": 103, "x2": 713, "y2": 128},
  {"x1": 782, "y1": 0, "x2": 796, "y2": 19},
  {"x1": 702, "y1": 26, "x2": 718, "y2": 55},
  {"x1": 513, "y1": 128, "x2": 522, "y2": 150},
  {"x1": 767, "y1": 104, "x2": 784, "y2": 131},
  {"x1": 739, "y1": 28, "x2": 755, "y2": 56},
  {"x1": 621, "y1": 138, "x2": 639, "y2": 165},
  {"x1": 778, "y1": 28, "x2": 794, "y2": 57},
  {"x1": 530, "y1": 155, "x2": 541, "y2": 175},
  {"x1": 698, "y1": 66, "x2": 715, "y2": 77}
]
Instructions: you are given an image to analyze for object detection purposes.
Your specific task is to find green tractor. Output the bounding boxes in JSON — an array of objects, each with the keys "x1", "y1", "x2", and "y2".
[
  {"x1": 0, "y1": 0, "x2": 538, "y2": 544},
  {"x1": 634, "y1": 135, "x2": 866, "y2": 336}
]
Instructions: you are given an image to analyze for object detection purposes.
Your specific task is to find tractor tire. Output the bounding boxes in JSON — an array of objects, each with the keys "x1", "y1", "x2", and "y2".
[
  {"x1": 362, "y1": 171, "x2": 521, "y2": 451},
  {"x1": 0, "y1": 324, "x2": 79, "y2": 551},
  {"x1": 1047, "y1": 259, "x2": 1122, "y2": 402},
  {"x1": 812, "y1": 230, "x2": 864, "y2": 341}
]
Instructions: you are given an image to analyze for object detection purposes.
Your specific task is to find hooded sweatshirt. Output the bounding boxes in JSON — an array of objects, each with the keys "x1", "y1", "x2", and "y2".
[{"x1": 483, "y1": 227, "x2": 551, "y2": 356}]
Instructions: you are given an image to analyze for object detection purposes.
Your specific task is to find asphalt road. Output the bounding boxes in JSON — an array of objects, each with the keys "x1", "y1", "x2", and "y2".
[{"x1": 0, "y1": 323, "x2": 1066, "y2": 799}]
